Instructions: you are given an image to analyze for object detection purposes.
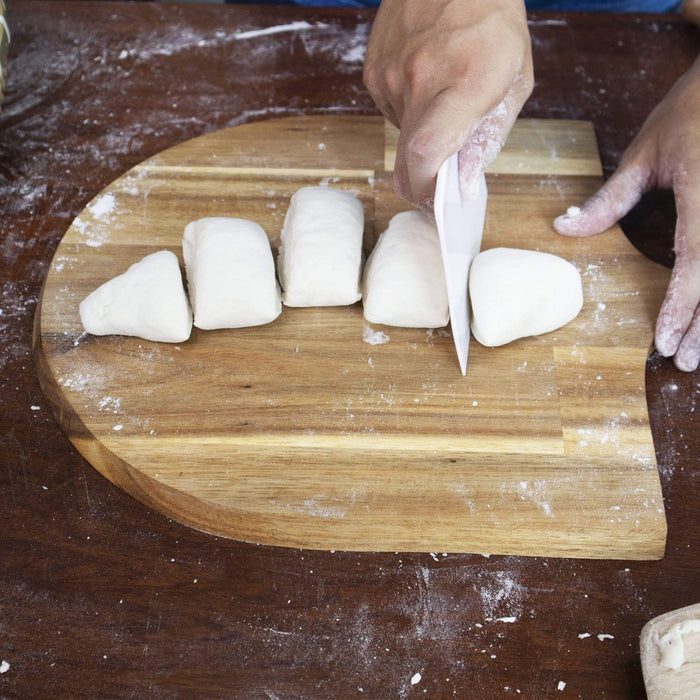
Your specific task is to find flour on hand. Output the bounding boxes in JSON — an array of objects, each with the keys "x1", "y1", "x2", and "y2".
[
  {"x1": 362, "y1": 210, "x2": 448, "y2": 328},
  {"x1": 79, "y1": 250, "x2": 192, "y2": 343},
  {"x1": 469, "y1": 247, "x2": 583, "y2": 346},
  {"x1": 278, "y1": 186, "x2": 364, "y2": 307},
  {"x1": 183, "y1": 217, "x2": 281, "y2": 329}
]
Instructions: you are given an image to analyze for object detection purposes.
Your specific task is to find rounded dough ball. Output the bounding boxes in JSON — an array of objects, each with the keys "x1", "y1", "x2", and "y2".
[
  {"x1": 79, "y1": 250, "x2": 192, "y2": 343},
  {"x1": 278, "y1": 186, "x2": 364, "y2": 307},
  {"x1": 469, "y1": 247, "x2": 583, "y2": 347},
  {"x1": 362, "y1": 210, "x2": 449, "y2": 328},
  {"x1": 183, "y1": 217, "x2": 281, "y2": 330}
]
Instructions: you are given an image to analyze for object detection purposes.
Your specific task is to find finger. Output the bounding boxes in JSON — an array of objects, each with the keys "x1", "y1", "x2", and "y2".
[
  {"x1": 668, "y1": 168, "x2": 700, "y2": 370},
  {"x1": 554, "y1": 160, "x2": 651, "y2": 237},
  {"x1": 394, "y1": 78, "x2": 517, "y2": 210},
  {"x1": 367, "y1": 83, "x2": 400, "y2": 129},
  {"x1": 363, "y1": 61, "x2": 401, "y2": 128},
  {"x1": 457, "y1": 76, "x2": 528, "y2": 198},
  {"x1": 673, "y1": 305, "x2": 700, "y2": 372},
  {"x1": 655, "y1": 200, "x2": 700, "y2": 359},
  {"x1": 655, "y1": 260, "x2": 700, "y2": 358},
  {"x1": 458, "y1": 98, "x2": 514, "y2": 179},
  {"x1": 362, "y1": 0, "x2": 405, "y2": 128}
]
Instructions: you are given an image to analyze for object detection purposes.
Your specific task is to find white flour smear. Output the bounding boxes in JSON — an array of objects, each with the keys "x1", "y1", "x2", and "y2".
[
  {"x1": 233, "y1": 21, "x2": 328, "y2": 41},
  {"x1": 363, "y1": 325, "x2": 389, "y2": 346}
]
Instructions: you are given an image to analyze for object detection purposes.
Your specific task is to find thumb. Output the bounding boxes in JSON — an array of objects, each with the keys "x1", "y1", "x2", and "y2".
[
  {"x1": 553, "y1": 160, "x2": 650, "y2": 237},
  {"x1": 457, "y1": 79, "x2": 525, "y2": 199}
]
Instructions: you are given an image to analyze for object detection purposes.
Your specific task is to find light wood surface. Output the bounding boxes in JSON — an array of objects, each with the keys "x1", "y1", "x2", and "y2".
[{"x1": 34, "y1": 115, "x2": 670, "y2": 558}]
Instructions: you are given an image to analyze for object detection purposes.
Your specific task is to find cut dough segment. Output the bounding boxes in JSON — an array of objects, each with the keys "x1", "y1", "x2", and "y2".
[
  {"x1": 469, "y1": 247, "x2": 583, "y2": 346},
  {"x1": 183, "y1": 217, "x2": 281, "y2": 330},
  {"x1": 79, "y1": 250, "x2": 192, "y2": 343},
  {"x1": 362, "y1": 210, "x2": 448, "y2": 328},
  {"x1": 278, "y1": 186, "x2": 364, "y2": 307},
  {"x1": 641, "y1": 602, "x2": 700, "y2": 700}
]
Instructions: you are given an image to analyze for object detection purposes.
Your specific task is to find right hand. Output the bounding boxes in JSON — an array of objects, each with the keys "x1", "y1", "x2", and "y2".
[{"x1": 363, "y1": 0, "x2": 534, "y2": 211}]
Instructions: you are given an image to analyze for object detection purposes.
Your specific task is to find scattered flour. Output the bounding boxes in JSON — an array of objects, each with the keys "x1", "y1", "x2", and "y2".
[
  {"x1": 87, "y1": 192, "x2": 116, "y2": 219},
  {"x1": 477, "y1": 570, "x2": 525, "y2": 620},
  {"x1": 74, "y1": 192, "x2": 118, "y2": 247},
  {"x1": 341, "y1": 42, "x2": 366, "y2": 64},
  {"x1": 528, "y1": 18, "x2": 569, "y2": 26},
  {"x1": 233, "y1": 21, "x2": 327, "y2": 41},
  {"x1": 269, "y1": 498, "x2": 346, "y2": 519},
  {"x1": 58, "y1": 372, "x2": 99, "y2": 392},
  {"x1": 516, "y1": 480, "x2": 554, "y2": 518},
  {"x1": 98, "y1": 396, "x2": 122, "y2": 413},
  {"x1": 363, "y1": 325, "x2": 389, "y2": 346}
]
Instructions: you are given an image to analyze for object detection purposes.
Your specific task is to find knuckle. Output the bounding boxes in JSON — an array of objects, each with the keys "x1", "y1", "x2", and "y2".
[
  {"x1": 362, "y1": 56, "x2": 383, "y2": 93},
  {"x1": 384, "y1": 61, "x2": 408, "y2": 98},
  {"x1": 401, "y1": 48, "x2": 433, "y2": 91}
]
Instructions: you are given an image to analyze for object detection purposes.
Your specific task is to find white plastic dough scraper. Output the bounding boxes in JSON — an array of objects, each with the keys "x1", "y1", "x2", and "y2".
[{"x1": 433, "y1": 154, "x2": 488, "y2": 375}]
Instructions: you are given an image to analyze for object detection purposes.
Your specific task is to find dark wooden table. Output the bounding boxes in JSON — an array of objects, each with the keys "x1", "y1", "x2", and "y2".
[{"x1": 1, "y1": 3, "x2": 698, "y2": 697}]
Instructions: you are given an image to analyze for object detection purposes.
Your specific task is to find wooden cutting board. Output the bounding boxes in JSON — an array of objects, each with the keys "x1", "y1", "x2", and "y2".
[{"x1": 34, "y1": 115, "x2": 671, "y2": 559}]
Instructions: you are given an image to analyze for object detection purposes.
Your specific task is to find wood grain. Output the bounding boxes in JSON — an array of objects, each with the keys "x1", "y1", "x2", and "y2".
[{"x1": 34, "y1": 115, "x2": 670, "y2": 558}]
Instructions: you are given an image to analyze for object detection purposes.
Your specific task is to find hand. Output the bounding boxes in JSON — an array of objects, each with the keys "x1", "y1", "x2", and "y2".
[
  {"x1": 554, "y1": 58, "x2": 700, "y2": 372},
  {"x1": 364, "y1": 0, "x2": 533, "y2": 211}
]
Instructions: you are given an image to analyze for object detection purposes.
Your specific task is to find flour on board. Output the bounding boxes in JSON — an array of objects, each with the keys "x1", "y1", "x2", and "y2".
[{"x1": 363, "y1": 325, "x2": 389, "y2": 345}]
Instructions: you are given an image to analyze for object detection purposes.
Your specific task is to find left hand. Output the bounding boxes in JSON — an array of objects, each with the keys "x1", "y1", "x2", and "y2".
[{"x1": 554, "y1": 56, "x2": 700, "y2": 372}]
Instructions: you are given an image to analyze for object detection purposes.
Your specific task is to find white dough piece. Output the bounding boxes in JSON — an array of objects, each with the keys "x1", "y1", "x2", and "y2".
[
  {"x1": 469, "y1": 247, "x2": 583, "y2": 346},
  {"x1": 362, "y1": 210, "x2": 449, "y2": 328},
  {"x1": 79, "y1": 250, "x2": 192, "y2": 343},
  {"x1": 183, "y1": 217, "x2": 281, "y2": 330},
  {"x1": 641, "y1": 602, "x2": 700, "y2": 699},
  {"x1": 278, "y1": 186, "x2": 364, "y2": 307}
]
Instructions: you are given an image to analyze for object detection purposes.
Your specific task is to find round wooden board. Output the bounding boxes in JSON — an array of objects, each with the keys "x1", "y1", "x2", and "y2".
[{"x1": 34, "y1": 115, "x2": 670, "y2": 557}]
